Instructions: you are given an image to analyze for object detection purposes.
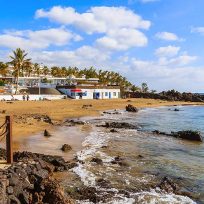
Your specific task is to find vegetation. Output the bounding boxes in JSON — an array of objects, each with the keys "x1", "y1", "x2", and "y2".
[
  {"x1": 9, "y1": 48, "x2": 31, "y2": 93},
  {"x1": 0, "y1": 48, "x2": 150, "y2": 94}
]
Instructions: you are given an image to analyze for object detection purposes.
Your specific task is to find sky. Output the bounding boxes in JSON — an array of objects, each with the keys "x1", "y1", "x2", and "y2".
[{"x1": 0, "y1": 0, "x2": 204, "y2": 92}]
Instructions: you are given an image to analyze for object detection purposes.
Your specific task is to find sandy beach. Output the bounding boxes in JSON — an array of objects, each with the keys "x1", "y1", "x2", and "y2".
[{"x1": 0, "y1": 98, "x2": 202, "y2": 138}]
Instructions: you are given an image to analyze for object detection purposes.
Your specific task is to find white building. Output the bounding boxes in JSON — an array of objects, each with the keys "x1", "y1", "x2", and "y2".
[{"x1": 57, "y1": 85, "x2": 121, "y2": 99}]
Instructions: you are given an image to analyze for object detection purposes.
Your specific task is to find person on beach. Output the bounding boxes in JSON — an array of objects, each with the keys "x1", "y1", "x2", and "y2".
[
  {"x1": 26, "y1": 94, "x2": 30, "y2": 101},
  {"x1": 22, "y1": 95, "x2": 25, "y2": 101}
]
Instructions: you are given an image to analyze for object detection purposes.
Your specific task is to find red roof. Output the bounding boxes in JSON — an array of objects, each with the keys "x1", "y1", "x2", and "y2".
[{"x1": 71, "y1": 89, "x2": 82, "y2": 92}]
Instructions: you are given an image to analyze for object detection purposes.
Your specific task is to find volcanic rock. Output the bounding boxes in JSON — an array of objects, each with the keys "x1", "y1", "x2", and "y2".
[
  {"x1": 126, "y1": 104, "x2": 139, "y2": 112},
  {"x1": 61, "y1": 144, "x2": 72, "y2": 152}
]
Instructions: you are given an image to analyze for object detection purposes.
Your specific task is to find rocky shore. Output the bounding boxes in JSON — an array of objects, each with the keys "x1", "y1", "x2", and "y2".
[
  {"x1": 0, "y1": 149, "x2": 76, "y2": 204},
  {"x1": 128, "y1": 90, "x2": 204, "y2": 102}
]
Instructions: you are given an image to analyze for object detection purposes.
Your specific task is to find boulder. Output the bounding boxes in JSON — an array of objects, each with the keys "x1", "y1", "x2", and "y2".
[
  {"x1": 158, "y1": 177, "x2": 178, "y2": 193},
  {"x1": 110, "y1": 129, "x2": 118, "y2": 133},
  {"x1": 126, "y1": 104, "x2": 139, "y2": 112},
  {"x1": 90, "y1": 158, "x2": 103, "y2": 165},
  {"x1": 172, "y1": 130, "x2": 203, "y2": 142},
  {"x1": 44, "y1": 129, "x2": 51, "y2": 137},
  {"x1": 61, "y1": 144, "x2": 72, "y2": 152},
  {"x1": 96, "y1": 178, "x2": 112, "y2": 188}
]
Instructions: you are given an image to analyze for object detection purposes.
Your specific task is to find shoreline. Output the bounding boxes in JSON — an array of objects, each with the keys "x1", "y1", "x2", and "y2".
[
  {"x1": 0, "y1": 102, "x2": 203, "y2": 203},
  {"x1": 0, "y1": 98, "x2": 202, "y2": 140},
  {"x1": 0, "y1": 98, "x2": 203, "y2": 162}
]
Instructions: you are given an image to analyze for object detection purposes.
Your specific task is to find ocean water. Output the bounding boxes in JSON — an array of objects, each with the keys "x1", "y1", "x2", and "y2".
[{"x1": 72, "y1": 106, "x2": 204, "y2": 204}]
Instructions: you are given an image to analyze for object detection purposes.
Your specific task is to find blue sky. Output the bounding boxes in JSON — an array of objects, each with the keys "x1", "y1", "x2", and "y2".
[{"x1": 0, "y1": 0, "x2": 204, "y2": 92}]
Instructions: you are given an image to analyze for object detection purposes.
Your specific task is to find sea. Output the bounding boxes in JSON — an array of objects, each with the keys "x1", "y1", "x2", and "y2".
[
  {"x1": 71, "y1": 105, "x2": 204, "y2": 204},
  {"x1": 14, "y1": 105, "x2": 204, "y2": 204}
]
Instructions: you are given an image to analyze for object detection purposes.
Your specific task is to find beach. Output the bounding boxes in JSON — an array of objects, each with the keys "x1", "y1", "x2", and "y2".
[{"x1": 0, "y1": 98, "x2": 202, "y2": 139}]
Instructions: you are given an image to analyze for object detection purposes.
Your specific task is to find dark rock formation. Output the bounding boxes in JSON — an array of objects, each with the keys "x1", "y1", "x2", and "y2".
[
  {"x1": 66, "y1": 185, "x2": 99, "y2": 203},
  {"x1": 13, "y1": 150, "x2": 76, "y2": 172},
  {"x1": 110, "y1": 129, "x2": 118, "y2": 133},
  {"x1": 82, "y1": 104, "x2": 92, "y2": 109},
  {"x1": 101, "y1": 122, "x2": 139, "y2": 129},
  {"x1": 158, "y1": 177, "x2": 178, "y2": 193},
  {"x1": 153, "y1": 130, "x2": 203, "y2": 142},
  {"x1": 64, "y1": 119, "x2": 86, "y2": 126},
  {"x1": 127, "y1": 90, "x2": 204, "y2": 103},
  {"x1": 0, "y1": 158, "x2": 73, "y2": 204},
  {"x1": 111, "y1": 156, "x2": 128, "y2": 166},
  {"x1": 126, "y1": 104, "x2": 139, "y2": 112},
  {"x1": 61, "y1": 144, "x2": 72, "y2": 152},
  {"x1": 90, "y1": 158, "x2": 103, "y2": 165},
  {"x1": 44, "y1": 129, "x2": 51, "y2": 137},
  {"x1": 172, "y1": 130, "x2": 203, "y2": 142}
]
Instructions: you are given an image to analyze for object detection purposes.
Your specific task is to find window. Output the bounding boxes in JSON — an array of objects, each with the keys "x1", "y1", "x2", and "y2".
[
  {"x1": 113, "y1": 92, "x2": 116, "y2": 96},
  {"x1": 105, "y1": 92, "x2": 108, "y2": 97},
  {"x1": 71, "y1": 92, "x2": 75, "y2": 97},
  {"x1": 83, "y1": 92, "x2": 87, "y2": 96}
]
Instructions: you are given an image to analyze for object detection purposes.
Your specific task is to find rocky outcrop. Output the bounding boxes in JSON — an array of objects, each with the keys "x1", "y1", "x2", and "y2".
[
  {"x1": 153, "y1": 130, "x2": 203, "y2": 142},
  {"x1": 172, "y1": 130, "x2": 203, "y2": 142},
  {"x1": 126, "y1": 104, "x2": 139, "y2": 112},
  {"x1": 0, "y1": 158, "x2": 73, "y2": 204},
  {"x1": 100, "y1": 122, "x2": 139, "y2": 129},
  {"x1": 128, "y1": 90, "x2": 204, "y2": 102},
  {"x1": 13, "y1": 151, "x2": 77, "y2": 172}
]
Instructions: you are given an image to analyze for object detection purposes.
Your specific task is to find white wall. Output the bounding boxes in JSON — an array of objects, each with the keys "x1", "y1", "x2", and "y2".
[
  {"x1": 0, "y1": 94, "x2": 66, "y2": 101},
  {"x1": 58, "y1": 88, "x2": 120, "y2": 99}
]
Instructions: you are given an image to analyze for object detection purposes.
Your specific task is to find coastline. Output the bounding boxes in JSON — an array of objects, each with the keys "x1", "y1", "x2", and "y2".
[
  {"x1": 0, "y1": 101, "x2": 203, "y2": 203},
  {"x1": 0, "y1": 98, "x2": 202, "y2": 140}
]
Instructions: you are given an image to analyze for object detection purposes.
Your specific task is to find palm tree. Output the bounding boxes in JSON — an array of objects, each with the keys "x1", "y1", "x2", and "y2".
[
  {"x1": 9, "y1": 48, "x2": 31, "y2": 94},
  {"x1": 0, "y1": 62, "x2": 9, "y2": 77},
  {"x1": 131, "y1": 85, "x2": 141, "y2": 92},
  {"x1": 42, "y1": 66, "x2": 50, "y2": 76},
  {"x1": 141, "y1": 82, "x2": 149, "y2": 93},
  {"x1": 33, "y1": 63, "x2": 41, "y2": 77},
  {"x1": 23, "y1": 61, "x2": 33, "y2": 77}
]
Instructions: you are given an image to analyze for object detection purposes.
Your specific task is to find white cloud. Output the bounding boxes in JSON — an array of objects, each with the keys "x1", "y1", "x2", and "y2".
[
  {"x1": 128, "y1": 0, "x2": 159, "y2": 4},
  {"x1": 155, "y1": 46, "x2": 180, "y2": 57},
  {"x1": 30, "y1": 46, "x2": 110, "y2": 67},
  {"x1": 35, "y1": 6, "x2": 151, "y2": 34},
  {"x1": 35, "y1": 6, "x2": 151, "y2": 51},
  {"x1": 0, "y1": 28, "x2": 81, "y2": 50},
  {"x1": 128, "y1": 54, "x2": 200, "y2": 92},
  {"x1": 96, "y1": 28, "x2": 148, "y2": 51},
  {"x1": 155, "y1": 32, "x2": 182, "y2": 41},
  {"x1": 191, "y1": 27, "x2": 204, "y2": 35}
]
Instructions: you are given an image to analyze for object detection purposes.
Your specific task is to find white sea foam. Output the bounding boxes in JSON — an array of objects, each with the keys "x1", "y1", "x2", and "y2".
[
  {"x1": 72, "y1": 163, "x2": 96, "y2": 186},
  {"x1": 132, "y1": 189, "x2": 197, "y2": 204}
]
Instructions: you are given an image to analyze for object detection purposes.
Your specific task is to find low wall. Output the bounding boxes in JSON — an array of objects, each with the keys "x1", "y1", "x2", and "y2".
[{"x1": 0, "y1": 94, "x2": 66, "y2": 101}]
